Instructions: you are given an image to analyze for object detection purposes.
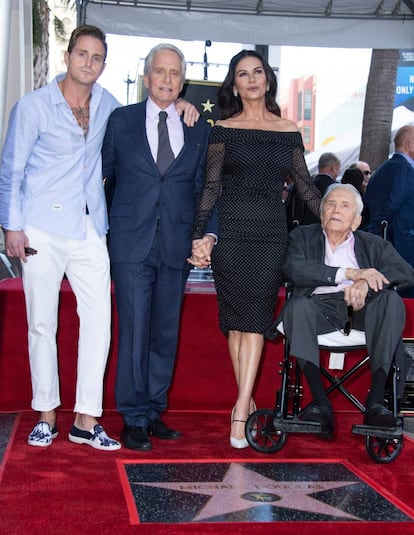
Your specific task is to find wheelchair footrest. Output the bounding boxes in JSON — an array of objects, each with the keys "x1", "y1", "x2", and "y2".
[
  {"x1": 351, "y1": 423, "x2": 403, "y2": 439},
  {"x1": 273, "y1": 417, "x2": 322, "y2": 434}
]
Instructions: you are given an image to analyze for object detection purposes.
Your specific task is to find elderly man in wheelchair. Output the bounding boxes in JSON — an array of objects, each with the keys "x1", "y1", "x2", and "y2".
[{"x1": 269, "y1": 182, "x2": 414, "y2": 442}]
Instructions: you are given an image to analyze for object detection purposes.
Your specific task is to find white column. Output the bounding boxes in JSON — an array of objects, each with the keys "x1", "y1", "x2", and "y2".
[
  {"x1": 0, "y1": 0, "x2": 12, "y2": 145},
  {"x1": 0, "y1": 0, "x2": 32, "y2": 147}
]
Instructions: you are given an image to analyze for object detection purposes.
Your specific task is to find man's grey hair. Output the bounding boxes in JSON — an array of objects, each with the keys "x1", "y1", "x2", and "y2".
[
  {"x1": 318, "y1": 152, "x2": 340, "y2": 171},
  {"x1": 144, "y1": 43, "x2": 187, "y2": 80},
  {"x1": 320, "y1": 183, "x2": 364, "y2": 216}
]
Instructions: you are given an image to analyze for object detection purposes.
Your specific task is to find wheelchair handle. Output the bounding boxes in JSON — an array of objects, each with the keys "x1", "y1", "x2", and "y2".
[{"x1": 381, "y1": 220, "x2": 388, "y2": 240}]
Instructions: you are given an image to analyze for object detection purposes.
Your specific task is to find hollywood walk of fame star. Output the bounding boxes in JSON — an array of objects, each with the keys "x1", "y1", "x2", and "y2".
[
  {"x1": 134, "y1": 462, "x2": 361, "y2": 521},
  {"x1": 201, "y1": 99, "x2": 215, "y2": 113}
]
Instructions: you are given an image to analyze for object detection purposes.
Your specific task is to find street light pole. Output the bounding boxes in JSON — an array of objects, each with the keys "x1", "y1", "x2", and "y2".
[
  {"x1": 203, "y1": 40, "x2": 211, "y2": 81},
  {"x1": 124, "y1": 73, "x2": 135, "y2": 104}
]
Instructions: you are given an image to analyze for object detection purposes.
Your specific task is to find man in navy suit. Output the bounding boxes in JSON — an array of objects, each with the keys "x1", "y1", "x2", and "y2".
[
  {"x1": 103, "y1": 43, "x2": 217, "y2": 450},
  {"x1": 364, "y1": 125, "x2": 414, "y2": 296}
]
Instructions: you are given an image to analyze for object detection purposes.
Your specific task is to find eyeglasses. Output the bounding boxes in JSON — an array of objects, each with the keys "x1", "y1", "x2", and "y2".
[
  {"x1": 343, "y1": 305, "x2": 353, "y2": 336},
  {"x1": 363, "y1": 170, "x2": 371, "y2": 176}
]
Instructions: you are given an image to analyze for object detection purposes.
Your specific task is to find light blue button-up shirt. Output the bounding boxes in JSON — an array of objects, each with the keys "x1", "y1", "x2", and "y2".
[{"x1": 0, "y1": 74, "x2": 120, "y2": 238}]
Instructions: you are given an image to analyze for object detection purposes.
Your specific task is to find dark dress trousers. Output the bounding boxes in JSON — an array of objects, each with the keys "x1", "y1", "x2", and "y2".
[
  {"x1": 279, "y1": 224, "x2": 414, "y2": 379},
  {"x1": 102, "y1": 101, "x2": 217, "y2": 427}
]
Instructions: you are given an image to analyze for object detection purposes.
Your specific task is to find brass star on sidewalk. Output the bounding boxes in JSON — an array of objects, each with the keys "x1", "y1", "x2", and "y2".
[{"x1": 201, "y1": 99, "x2": 215, "y2": 113}]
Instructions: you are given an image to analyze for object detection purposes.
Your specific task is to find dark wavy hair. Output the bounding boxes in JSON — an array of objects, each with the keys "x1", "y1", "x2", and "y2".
[
  {"x1": 217, "y1": 49, "x2": 281, "y2": 119},
  {"x1": 341, "y1": 168, "x2": 365, "y2": 197}
]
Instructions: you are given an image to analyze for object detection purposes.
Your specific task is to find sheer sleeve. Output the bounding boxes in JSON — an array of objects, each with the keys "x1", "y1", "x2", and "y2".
[
  {"x1": 192, "y1": 139, "x2": 225, "y2": 239},
  {"x1": 290, "y1": 145, "x2": 321, "y2": 219}
]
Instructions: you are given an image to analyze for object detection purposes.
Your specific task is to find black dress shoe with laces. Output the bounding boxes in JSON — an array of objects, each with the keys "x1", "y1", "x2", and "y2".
[
  {"x1": 364, "y1": 404, "x2": 397, "y2": 428},
  {"x1": 300, "y1": 403, "x2": 334, "y2": 439},
  {"x1": 121, "y1": 426, "x2": 152, "y2": 451},
  {"x1": 148, "y1": 419, "x2": 182, "y2": 440}
]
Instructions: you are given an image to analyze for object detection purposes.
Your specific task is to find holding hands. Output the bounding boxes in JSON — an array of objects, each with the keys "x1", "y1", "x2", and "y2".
[{"x1": 187, "y1": 235, "x2": 215, "y2": 268}]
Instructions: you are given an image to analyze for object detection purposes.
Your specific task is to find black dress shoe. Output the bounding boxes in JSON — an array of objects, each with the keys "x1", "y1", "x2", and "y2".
[
  {"x1": 148, "y1": 419, "x2": 182, "y2": 440},
  {"x1": 121, "y1": 426, "x2": 152, "y2": 451},
  {"x1": 300, "y1": 403, "x2": 334, "y2": 439},
  {"x1": 364, "y1": 404, "x2": 397, "y2": 428}
]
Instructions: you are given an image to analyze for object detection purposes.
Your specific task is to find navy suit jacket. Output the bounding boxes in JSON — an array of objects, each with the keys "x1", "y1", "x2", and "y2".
[
  {"x1": 282, "y1": 224, "x2": 414, "y2": 296},
  {"x1": 102, "y1": 101, "x2": 218, "y2": 269},
  {"x1": 364, "y1": 153, "x2": 414, "y2": 265}
]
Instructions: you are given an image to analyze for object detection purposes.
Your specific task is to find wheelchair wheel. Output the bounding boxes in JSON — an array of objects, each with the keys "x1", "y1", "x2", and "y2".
[
  {"x1": 246, "y1": 408, "x2": 287, "y2": 453},
  {"x1": 365, "y1": 434, "x2": 403, "y2": 463}
]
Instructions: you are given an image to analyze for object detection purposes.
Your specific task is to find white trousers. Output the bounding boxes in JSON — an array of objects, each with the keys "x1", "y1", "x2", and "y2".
[{"x1": 22, "y1": 218, "x2": 111, "y2": 416}]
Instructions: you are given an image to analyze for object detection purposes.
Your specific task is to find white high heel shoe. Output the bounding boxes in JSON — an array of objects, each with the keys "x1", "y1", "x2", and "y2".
[{"x1": 230, "y1": 408, "x2": 249, "y2": 449}]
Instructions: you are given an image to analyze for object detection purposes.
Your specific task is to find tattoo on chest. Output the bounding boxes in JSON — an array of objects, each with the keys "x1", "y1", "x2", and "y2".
[{"x1": 71, "y1": 106, "x2": 90, "y2": 136}]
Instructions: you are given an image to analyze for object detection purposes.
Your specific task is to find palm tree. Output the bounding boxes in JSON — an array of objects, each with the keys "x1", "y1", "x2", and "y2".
[
  {"x1": 32, "y1": 0, "x2": 75, "y2": 89},
  {"x1": 32, "y1": 0, "x2": 50, "y2": 89},
  {"x1": 359, "y1": 49, "x2": 400, "y2": 171}
]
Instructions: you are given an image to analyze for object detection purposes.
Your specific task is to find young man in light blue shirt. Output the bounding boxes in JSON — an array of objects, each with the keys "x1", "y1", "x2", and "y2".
[{"x1": 0, "y1": 25, "x2": 121, "y2": 450}]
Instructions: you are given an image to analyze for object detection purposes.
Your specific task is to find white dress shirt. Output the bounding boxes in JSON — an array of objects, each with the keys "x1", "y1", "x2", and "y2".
[
  {"x1": 313, "y1": 231, "x2": 360, "y2": 294},
  {"x1": 145, "y1": 97, "x2": 184, "y2": 164}
]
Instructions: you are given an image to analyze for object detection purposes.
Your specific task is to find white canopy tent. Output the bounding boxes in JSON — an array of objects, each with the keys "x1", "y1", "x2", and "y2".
[
  {"x1": 77, "y1": 0, "x2": 414, "y2": 172},
  {"x1": 2, "y1": 1, "x2": 414, "y2": 145},
  {"x1": 78, "y1": 0, "x2": 414, "y2": 48}
]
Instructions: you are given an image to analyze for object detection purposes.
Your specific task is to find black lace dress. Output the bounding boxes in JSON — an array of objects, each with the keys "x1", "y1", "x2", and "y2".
[{"x1": 192, "y1": 126, "x2": 320, "y2": 335}]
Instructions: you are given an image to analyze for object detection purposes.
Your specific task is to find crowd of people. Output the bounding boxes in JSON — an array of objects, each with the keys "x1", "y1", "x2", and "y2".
[{"x1": 0, "y1": 24, "x2": 413, "y2": 452}]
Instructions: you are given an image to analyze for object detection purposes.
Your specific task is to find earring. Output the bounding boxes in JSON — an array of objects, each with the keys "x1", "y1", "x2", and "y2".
[
  {"x1": 266, "y1": 84, "x2": 270, "y2": 92},
  {"x1": 233, "y1": 88, "x2": 238, "y2": 97}
]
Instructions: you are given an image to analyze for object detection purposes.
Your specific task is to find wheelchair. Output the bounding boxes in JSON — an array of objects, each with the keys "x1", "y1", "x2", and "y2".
[{"x1": 245, "y1": 288, "x2": 405, "y2": 464}]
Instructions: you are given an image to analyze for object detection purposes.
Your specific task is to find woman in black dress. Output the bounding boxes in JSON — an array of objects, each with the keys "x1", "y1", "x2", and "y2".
[{"x1": 189, "y1": 50, "x2": 321, "y2": 448}]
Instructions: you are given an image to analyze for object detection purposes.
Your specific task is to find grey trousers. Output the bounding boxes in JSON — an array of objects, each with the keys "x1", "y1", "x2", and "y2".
[{"x1": 282, "y1": 289, "x2": 406, "y2": 376}]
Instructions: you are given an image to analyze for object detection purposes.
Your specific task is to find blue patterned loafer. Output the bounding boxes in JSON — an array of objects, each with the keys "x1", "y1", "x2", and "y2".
[
  {"x1": 28, "y1": 421, "x2": 58, "y2": 447},
  {"x1": 68, "y1": 424, "x2": 121, "y2": 451}
]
